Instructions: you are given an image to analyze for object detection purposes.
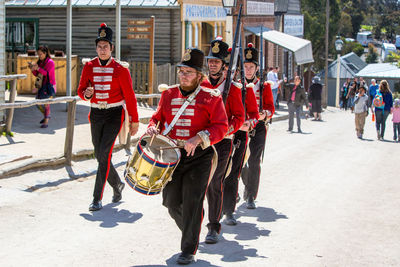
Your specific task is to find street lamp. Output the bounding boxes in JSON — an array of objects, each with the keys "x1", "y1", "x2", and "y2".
[{"x1": 335, "y1": 39, "x2": 344, "y2": 108}]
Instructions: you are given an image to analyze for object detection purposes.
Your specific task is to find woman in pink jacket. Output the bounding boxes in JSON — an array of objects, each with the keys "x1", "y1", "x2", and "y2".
[{"x1": 30, "y1": 45, "x2": 56, "y2": 128}]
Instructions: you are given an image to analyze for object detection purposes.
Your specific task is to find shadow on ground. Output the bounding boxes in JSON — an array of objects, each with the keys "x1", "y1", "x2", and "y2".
[{"x1": 80, "y1": 202, "x2": 143, "y2": 228}]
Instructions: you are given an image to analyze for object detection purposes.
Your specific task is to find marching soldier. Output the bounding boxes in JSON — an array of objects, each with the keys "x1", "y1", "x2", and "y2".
[
  {"x1": 240, "y1": 43, "x2": 275, "y2": 209},
  {"x1": 222, "y1": 67, "x2": 260, "y2": 226},
  {"x1": 77, "y1": 23, "x2": 139, "y2": 211},
  {"x1": 201, "y1": 37, "x2": 245, "y2": 244},
  {"x1": 146, "y1": 48, "x2": 228, "y2": 265}
]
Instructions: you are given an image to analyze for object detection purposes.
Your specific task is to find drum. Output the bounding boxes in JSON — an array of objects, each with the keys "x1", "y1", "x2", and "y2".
[{"x1": 124, "y1": 135, "x2": 181, "y2": 195}]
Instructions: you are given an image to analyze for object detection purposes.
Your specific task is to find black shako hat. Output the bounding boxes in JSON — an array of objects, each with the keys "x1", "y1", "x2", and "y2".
[
  {"x1": 244, "y1": 43, "x2": 258, "y2": 65},
  {"x1": 96, "y1": 23, "x2": 113, "y2": 45},
  {"x1": 206, "y1": 37, "x2": 229, "y2": 63},
  {"x1": 177, "y1": 48, "x2": 204, "y2": 71}
]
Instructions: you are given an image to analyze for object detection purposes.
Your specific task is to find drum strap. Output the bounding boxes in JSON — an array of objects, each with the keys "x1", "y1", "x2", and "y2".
[{"x1": 162, "y1": 86, "x2": 202, "y2": 136}]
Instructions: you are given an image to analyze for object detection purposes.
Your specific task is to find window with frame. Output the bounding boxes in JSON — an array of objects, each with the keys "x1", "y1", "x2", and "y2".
[{"x1": 6, "y1": 18, "x2": 39, "y2": 52}]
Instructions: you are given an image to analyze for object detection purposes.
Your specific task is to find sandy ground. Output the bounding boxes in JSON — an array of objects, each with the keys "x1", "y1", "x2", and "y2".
[{"x1": 0, "y1": 108, "x2": 399, "y2": 267}]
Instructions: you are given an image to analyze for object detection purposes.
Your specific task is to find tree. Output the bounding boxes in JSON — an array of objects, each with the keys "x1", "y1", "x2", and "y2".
[
  {"x1": 342, "y1": 41, "x2": 364, "y2": 57},
  {"x1": 301, "y1": 0, "x2": 341, "y2": 71},
  {"x1": 365, "y1": 43, "x2": 378, "y2": 63},
  {"x1": 338, "y1": 12, "x2": 353, "y2": 37}
]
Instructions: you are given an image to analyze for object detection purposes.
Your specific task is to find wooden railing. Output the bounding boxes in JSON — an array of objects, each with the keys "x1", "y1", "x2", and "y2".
[
  {"x1": 0, "y1": 93, "x2": 161, "y2": 165},
  {"x1": 0, "y1": 74, "x2": 28, "y2": 132}
]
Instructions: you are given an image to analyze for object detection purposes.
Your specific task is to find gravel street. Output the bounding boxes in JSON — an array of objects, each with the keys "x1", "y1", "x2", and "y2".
[{"x1": 1, "y1": 108, "x2": 399, "y2": 267}]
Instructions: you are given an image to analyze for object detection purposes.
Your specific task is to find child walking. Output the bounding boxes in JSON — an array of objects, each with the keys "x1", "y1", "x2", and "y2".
[
  {"x1": 392, "y1": 99, "x2": 400, "y2": 142},
  {"x1": 354, "y1": 86, "x2": 369, "y2": 139}
]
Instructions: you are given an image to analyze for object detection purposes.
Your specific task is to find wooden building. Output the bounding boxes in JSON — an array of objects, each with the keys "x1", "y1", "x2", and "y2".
[{"x1": 5, "y1": 0, "x2": 181, "y2": 64}]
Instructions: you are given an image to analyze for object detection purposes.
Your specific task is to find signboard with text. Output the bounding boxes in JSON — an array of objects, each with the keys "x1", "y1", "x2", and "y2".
[
  {"x1": 246, "y1": 1, "x2": 274, "y2": 16},
  {"x1": 284, "y1": 15, "x2": 304, "y2": 37},
  {"x1": 182, "y1": 4, "x2": 227, "y2": 21}
]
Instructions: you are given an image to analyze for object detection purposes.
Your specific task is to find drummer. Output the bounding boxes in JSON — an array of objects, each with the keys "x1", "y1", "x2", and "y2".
[{"x1": 146, "y1": 48, "x2": 228, "y2": 265}]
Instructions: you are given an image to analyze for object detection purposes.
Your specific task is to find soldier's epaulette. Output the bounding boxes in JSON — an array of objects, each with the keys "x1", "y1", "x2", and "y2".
[
  {"x1": 265, "y1": 80, "x2": 274, "y2": 87},
  {"x1": 232, "y1": 81, "x2": 243, "y2": 89},
  {"x1": 158, "y1": 84, "x2": 179, "y2": 92},
  {"x1": 115, "y1": 59, "x2": 129, "y2": 68},
  {"x1": 246, "y1": 82, "x2": 255, "y2": 89},
  {"x1": 82, "y1": 57, "x2": 96, "y2": 65},
  {"x1": 201, "y1": 87, "x2": 221, "y2": 97}
]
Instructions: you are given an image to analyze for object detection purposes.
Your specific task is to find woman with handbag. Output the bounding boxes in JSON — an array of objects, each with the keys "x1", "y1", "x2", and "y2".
[{"x1": 30, "y1": 45, "x2": 56, "y2": 128}]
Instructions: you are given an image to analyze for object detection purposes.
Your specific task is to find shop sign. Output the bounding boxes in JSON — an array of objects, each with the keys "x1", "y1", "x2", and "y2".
[
  {"x1": 284, "y1": 15, "x2": 304, "y2": 37},
  {"x1": 183, "y1": 4, "x2": 227, "y2": 21},
  {"x1": 246, "y1": 1, "x2": 274, "y2": 16}
]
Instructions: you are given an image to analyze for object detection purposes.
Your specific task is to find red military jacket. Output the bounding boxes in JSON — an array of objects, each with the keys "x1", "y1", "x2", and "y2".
[
  {"x1": 247, "y1": 78, "x2": 275, "y2": 118},
  {"x1": 201, "y1": 77, "x2": 245, "y2": 135},
  {"x1": 149, "y1": 85, "x2": 228, "y2": 146},
  {"x1": 238, "y1": 81, "x2": 259, "y2": 127},
  {"x1": 77, "y1": 57, "x2": 139, "y2": 123}
]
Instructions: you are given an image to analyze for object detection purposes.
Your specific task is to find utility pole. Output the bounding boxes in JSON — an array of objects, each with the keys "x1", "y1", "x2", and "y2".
[{"x1": 323, "y1": 0, "x2": 329, "y2": 108}]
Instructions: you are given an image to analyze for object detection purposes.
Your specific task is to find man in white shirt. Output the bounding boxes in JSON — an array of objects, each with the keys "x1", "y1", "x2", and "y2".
[{"x1": 267, "y1": 67, "x2": 280, "y2": 108}]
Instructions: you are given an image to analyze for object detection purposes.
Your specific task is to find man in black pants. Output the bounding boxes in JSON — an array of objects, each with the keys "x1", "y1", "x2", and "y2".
[
  {"x1": 201, "y1": 38, "x2": 245, "y2": 244},
  {"x1": 147, "y1": 48, "x2": 228, "y2": 265},
  {"x1": 77, "y1": 23, "x2": 139, "y2": 211},
  {"x1": 240, "y1": 43, "x2": 275, "y2": 209}
]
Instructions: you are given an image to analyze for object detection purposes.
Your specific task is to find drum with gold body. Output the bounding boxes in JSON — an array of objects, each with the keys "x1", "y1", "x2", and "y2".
[{"x1": 124, "y1": 135, "x2": 181, "y2": 195}]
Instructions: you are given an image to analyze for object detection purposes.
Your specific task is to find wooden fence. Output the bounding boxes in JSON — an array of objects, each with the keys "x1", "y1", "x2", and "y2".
[
  {"x1": 6, "y1": 53, "x2": 178, "y2": 96},
  {"x1": 0, "y1": 91, "x2": 161, "y2": 166}
]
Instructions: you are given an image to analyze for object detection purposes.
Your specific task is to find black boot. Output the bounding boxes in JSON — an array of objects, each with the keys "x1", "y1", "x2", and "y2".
[
  {"x1": 224, "y1": 213, "x2": 237, "y2": 225},
  {"x1": 112, "y1": 183, "x2": 125, "y2": 203},
  {"x1": 246, "y1": 197, "x2": 256, "y2": 209},
  {"x1": 176, "y1": 252, "x2": 195, "y2": 265},
  {"x1": 205, "y1": 229, "x2": 218, "y2": 244},
  {"x1": 89, "y1": 200, "x2": 102, "y2": 211}
]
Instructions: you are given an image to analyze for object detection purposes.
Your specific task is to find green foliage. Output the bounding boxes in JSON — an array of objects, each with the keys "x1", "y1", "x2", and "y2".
[
  {"x1": 338, "y1": 12, "x2": 353, "y2": 37},
  {"x1": 301, "y1": 0, "x2": 341, "y2": 71},
  {"x1": 342, "y1": 41, "x2": 365, "y2": 57},
  {"x1": 365, "y1": 43, "x2": 378, "y2": 63},
  {"x1": 0, "y1": 131, "x2": 14, "y2": 137},
  {"x1": 386, "y1": 51, "x2": 400, "y2": 67}
]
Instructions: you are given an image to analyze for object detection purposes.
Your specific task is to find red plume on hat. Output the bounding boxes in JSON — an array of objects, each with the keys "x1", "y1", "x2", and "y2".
[
  {"x1": 247, "y1": 43, "x2": 254, "y2": 48},
  {"x1": 100, "y1": 23, "x2": 107, "y2": 28},
  {"x1": 227, "y1": 47, "x2": 232, "y2": 53}
]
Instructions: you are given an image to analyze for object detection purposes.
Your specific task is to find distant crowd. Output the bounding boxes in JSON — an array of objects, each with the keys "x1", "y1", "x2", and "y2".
[{"x1": 340, "y1": 77, "x2": 399, "y2": 141}]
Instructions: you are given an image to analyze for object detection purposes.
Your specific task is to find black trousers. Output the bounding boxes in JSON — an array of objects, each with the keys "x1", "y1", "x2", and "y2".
[
  {"x1": 223, "y1": 130, "x2": 248, "y2": 214},
  {"x1": 241, "y1": 121, "x2": 267, "y2": 200},
  {"x1": 375, "y1": 109, "x2": 390, "y2": 138},
  {"x1": 206, "y1": 138, "x2": 232, "y2": 233},
  {"x1": 90, "y1": 106, "x2": 124, "y2": 202},
  {"x1": 163, "y1": 146, "x2": 214, "y2": 255}
]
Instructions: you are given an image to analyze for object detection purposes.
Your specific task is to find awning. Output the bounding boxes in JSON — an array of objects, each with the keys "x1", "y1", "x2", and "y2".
[{"x1": 245, "y1": 26, "x2": 314, "y2": 65}]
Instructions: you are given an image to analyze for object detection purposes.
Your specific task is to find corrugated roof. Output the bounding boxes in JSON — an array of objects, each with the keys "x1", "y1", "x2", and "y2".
[
  {"x1": 5, "y1": 0, "x2": 177, "y2": 7},
  {"x1": 356, "y1": 63, "x2": 400, "y2": 79},
  {"x1": 275, "y1": 0, "x2": 288, "y2": 13},
  {"x1": 319, "y1": 52, "x2": 367, "y2": 78}
]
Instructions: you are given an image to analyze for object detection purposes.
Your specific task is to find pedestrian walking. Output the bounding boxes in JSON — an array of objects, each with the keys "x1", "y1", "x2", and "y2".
[
  {"x1": 29, "y1": 45, "x2": 56, "y2": 128},
  {"x1": 341, "y1": 78, "x2": 350, "y2": 110},
  {"x1": 200, "y1": 37, "x2": 244, "y2": 244},
  {"x1": 391, "y1": 99, "x2": 400, "y2": 142},
  {"x1": 309, "y1": 76, "x2": 323, "y2": 121},
  {"x1": 146, "y1": 48, "x2": 228, "y2": 265},
  {"x1": 240, "y1": 43, "x2": 275, "y2": 210},
  {"x1": 369, "y1": 79, "x2": 379, "y2": 108},
  {"x1": 373, "y1": 80, "x2": 393, "y2": 140},
  {"x1": 347, "y1": 79, "x2": 357, "y2": 113},
  {"x1": 267, "y1": 66, "x2": 280, "y2": 109},
  {"x1": 287, "y1": 76, "x2": 308, "y2": 133},
  {"x1": 354, "y1": 86, "x2": 369, "y2": 139},
  {"x1": 77, "y1": 23, "x2": 139, "y2": 211}
]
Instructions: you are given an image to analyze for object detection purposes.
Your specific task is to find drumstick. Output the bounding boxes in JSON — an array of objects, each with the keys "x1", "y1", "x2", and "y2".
[
  {"x1": 149, "y1": 121, "x2": 160, "y2": 146},
  {"x1": 158, "y1": 146, "x2": 184, "y2": 150}
]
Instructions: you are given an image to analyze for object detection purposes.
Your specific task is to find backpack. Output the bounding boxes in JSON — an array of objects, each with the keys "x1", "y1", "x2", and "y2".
[{"x1": 373, "y1": 91, "x2": 385, "y2": 109}]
